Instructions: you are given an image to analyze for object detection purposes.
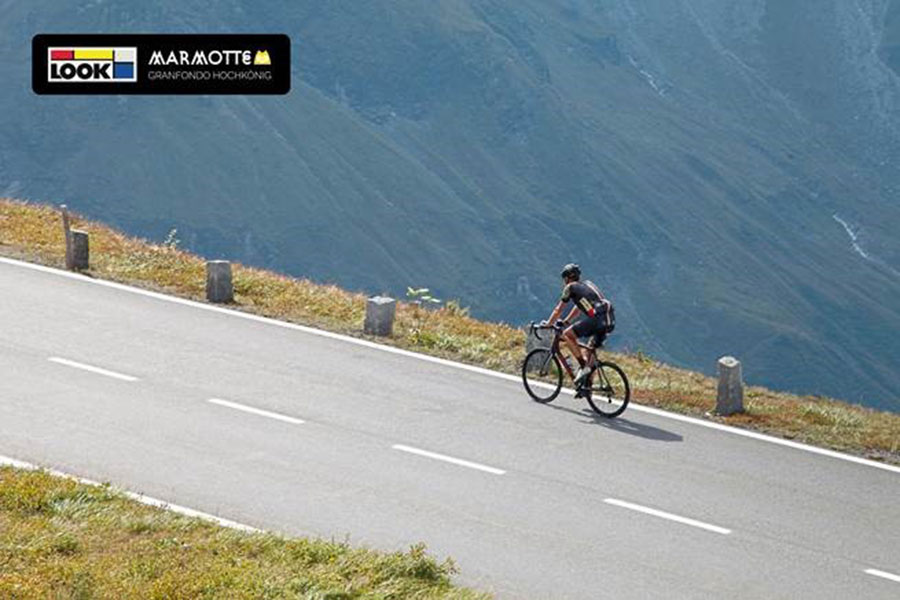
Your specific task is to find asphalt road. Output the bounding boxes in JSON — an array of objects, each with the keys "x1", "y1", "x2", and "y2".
[{"x1": 1, "y1": 257, "x2": 898, "y2": 599}]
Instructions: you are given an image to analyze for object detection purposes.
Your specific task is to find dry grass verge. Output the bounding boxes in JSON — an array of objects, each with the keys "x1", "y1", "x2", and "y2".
[
  {"x1": 1, "y1": 198, "x2": 898, "y2": 465},
  {"x1": 0, "y1": 466, "x2": 485, "y2": 599}
]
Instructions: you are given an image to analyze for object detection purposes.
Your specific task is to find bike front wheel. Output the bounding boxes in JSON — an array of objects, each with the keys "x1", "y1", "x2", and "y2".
[
  {"x1": 586, "y1": 361, "x2": 630, "y2": 418},
  {"x1": 522, "y1": 349, "x2": 563, "y2": 403}
]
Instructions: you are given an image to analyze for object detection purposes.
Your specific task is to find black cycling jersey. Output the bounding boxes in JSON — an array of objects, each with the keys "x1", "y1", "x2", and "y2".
[{"x1": 561, "y1": 280, "x2": 613, "y2": 329}]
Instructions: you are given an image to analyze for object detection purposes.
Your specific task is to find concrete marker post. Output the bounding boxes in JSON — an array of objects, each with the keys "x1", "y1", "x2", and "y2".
[
  {"x1": 70, "y1": 230, "x2": 89, "y2": 271},
  {"x1": 206, "y1": 260, "x2": 234, "y2": 303},
  {"x1": 60, "y1": 204, "x2": 73, "y2": 270},
  {"x1": 525, "y1": 325, "x2": 553, "y2": 354},
  {"x1": 364, "y1": 296, "x2": 396, "y2": 336},
  {"x1": 716, "y1": 356, "x2": 744, "y2": 415}
]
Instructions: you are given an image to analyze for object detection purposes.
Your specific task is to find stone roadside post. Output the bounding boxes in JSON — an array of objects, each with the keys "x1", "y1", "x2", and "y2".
[
  {"x1": 716, "y1": 356, "x2": 744, "y2": 415},
  {"x1": 70, "y1": 230, "x2": 89, "y2": 270},
  {"x1": 206, "y1": 260, "x2": 234, "y2": 303},
  {"x1": 60, "y1": 204, "x2": 73, "y2": 270},
  {"x1": 523, "y1": 324, "x2": 556, "y2": 374},
  {"x1": 364, "y1": 296, "x2": 396, "y2": 336},
  {"x1": 525, "y1": 325, "x2": 553, "y2": 354},
  {"x1": 60, "y1": 205, "x2": 89, "y2": 271}
]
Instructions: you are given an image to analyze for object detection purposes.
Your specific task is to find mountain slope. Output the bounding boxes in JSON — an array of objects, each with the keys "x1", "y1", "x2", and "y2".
[{"x1": 1, "y1": 0, "x2": 899, "y2": 410}]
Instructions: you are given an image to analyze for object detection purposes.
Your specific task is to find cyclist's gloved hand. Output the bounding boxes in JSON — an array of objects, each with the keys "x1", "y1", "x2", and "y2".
[{"x1": 555, "y1": 319, "x2": 567, "y2": 328}]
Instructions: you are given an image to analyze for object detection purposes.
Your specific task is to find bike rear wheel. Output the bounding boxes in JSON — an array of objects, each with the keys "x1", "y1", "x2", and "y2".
[
  {"x1": 586, "y1": 361, "x2": 630, "y2": 418},
  {"x1": 522, "y1": 349, "x2": 563, "y2": 403}
]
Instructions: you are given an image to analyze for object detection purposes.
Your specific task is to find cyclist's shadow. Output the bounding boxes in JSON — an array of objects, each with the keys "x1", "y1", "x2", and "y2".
[{"x1": 546, "y1": 403, "x2": 683, "y2": 442}]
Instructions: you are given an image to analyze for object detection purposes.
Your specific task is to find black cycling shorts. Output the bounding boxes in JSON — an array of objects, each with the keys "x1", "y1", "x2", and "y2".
[{"x1": 571, "y1": 316, "x2": 608, "y2": 348}]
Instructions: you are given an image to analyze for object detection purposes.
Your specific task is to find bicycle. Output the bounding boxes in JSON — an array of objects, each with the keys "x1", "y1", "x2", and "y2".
[{"x1": 522, "y1": 322, "x2": 630, "y2": 418}]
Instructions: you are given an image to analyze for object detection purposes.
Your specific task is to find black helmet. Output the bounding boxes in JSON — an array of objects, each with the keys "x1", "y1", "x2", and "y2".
[{"x1": 561, "y1": 263, "x2": 581, "y2": 281}]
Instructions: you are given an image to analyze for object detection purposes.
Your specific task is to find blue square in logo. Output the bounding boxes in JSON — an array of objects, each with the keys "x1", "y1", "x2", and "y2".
[{"x1": 113, "y1": 62, "x2": 134, "y2": 79}]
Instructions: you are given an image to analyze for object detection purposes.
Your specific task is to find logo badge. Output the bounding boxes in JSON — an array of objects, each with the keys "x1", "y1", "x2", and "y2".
[
  {"x1": 34, "y1": 34, "x2": 290, "y2": 95},
  {"x1": 48, "y1": 47, "x2": 137, "y2": 82}
]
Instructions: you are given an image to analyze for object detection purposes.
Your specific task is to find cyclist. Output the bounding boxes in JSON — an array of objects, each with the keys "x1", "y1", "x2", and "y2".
[{"x1": 543, "y1": 263, "x2": 614, "y2": 396}]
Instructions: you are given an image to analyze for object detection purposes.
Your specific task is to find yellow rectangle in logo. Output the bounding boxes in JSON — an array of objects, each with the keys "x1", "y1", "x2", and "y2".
[{"x1": 74, "y1": 49, "x2": 113, "y2": 60}]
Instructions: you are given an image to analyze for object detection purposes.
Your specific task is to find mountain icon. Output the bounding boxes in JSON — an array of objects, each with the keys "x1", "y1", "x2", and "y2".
[{"x1": 253, "y1": 50, "x2": 271, "y2": 65}]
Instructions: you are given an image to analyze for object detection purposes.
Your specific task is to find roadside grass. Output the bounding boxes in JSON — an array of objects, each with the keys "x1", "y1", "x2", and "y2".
[
  {"x1": 1, "y1": 198, "x2": 898, "y2": 465},
  {"x1": 0, "y1": 466, "x2": 485, "y2": 599}
]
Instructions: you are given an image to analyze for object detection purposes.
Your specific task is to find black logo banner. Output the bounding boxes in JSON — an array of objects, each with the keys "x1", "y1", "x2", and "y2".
[{"x1": 33, "y1": 34, "x2": 291, "y2": 95}]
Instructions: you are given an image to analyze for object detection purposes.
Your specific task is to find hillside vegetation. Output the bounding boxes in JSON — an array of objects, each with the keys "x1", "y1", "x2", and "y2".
[
  {"x1": 3, "y1": 1, "x2": 900, "y2": 408},
  {"x1": 1, "y1": 198, "x2": 897, "y2": 466}
]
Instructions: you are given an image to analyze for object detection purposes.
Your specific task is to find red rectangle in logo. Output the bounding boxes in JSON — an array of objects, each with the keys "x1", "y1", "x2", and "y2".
[{"x1": 50, "y1": 49, "x2": 73, "y2": 60}]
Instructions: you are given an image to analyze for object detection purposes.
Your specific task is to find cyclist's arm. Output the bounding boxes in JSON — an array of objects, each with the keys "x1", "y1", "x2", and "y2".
[
  {"x1": 563, "y1": 305, "x2": 579, "y2": 324},
  {"x1": 546, "y1": 300, "x2": 566, "y2": 324}
]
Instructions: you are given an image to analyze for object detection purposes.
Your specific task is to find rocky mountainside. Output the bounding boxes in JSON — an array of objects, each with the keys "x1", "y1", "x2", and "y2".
[{"x1": 2, "y1": 0, "x2": 899, "y2": 410}]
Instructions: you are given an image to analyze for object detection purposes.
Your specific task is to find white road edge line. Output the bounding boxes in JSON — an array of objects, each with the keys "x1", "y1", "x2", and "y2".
[
  {"x1": 208, "y1": 398, "x2": 305, "y2": 425},
  {"x1": 604, "y1": 498, "x2": 732, "y2": 535},
  {"x1": 48, "y1": 356, "x2": 138, "y2": 382},
  {"x1": 392, "y1": 444, "x2": 506, "y2": 475},
  {"x1": 865, "y1": 568, "x2": 900, "y2": 584},
  {"x1": 0, "y1": 454, "x2": 259, "y2": 533},
  {"x1": 3, "y1": 256, "x2": 898, "y2": 476}
]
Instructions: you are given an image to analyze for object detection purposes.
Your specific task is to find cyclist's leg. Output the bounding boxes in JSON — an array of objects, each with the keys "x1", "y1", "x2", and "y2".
[
  {"x1": 562, "y1": 325, "x2": 585, "y2": 367},
  {"x1": 568, "y1": 317, "x2": 595, "y2": 360},
  {"x1": 569, "y1": 318, "x2": 599, "y2": 389},
  {"x1": 585, "y1": 328, "x2": 609, "y2": 390},
  {"x1": 583, "y1": 320, "x2": 607, "y2": 371}
]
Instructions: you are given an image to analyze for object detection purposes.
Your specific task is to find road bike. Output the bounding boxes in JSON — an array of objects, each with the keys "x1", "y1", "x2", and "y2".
[{"x1": 522, "y1": 322, "x2": 630, "y2": 418}]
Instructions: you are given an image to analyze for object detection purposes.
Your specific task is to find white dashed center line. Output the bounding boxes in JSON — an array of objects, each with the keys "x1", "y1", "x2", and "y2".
[
  {"x1": 392, "y1": 444, "x2": 506, "y2": 475},
  {"x1": 48, "y1": 356, "x2": 138, "y2": 382},
  {"x1": 207, "y1": 398, "x2": 305, "y2": 425},
  {"x1": 604, "y1": 498, "x2": 732, "y2": 535}
]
